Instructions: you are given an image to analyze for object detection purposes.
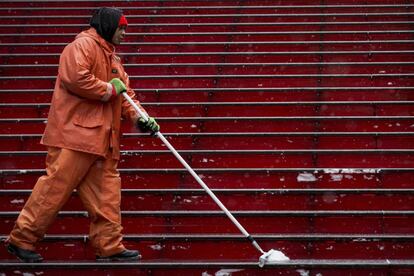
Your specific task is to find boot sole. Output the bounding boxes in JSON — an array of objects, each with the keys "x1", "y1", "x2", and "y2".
[
  {"x1": 7, "y1": 245, "x2": 43, "y2": 263},
  {"x1": 96, "y1": 254, "x2": 142, "y2": 262}
]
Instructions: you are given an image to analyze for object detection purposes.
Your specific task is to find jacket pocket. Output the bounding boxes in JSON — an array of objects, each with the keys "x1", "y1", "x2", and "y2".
[{"x1": 73, "y1": 102, "x2": 104, "y2": 128}]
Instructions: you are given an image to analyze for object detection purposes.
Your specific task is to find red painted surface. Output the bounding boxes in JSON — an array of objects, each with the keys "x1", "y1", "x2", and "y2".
[{"x1": 0, "y1": 1, "x2": 413, "y2": 273}]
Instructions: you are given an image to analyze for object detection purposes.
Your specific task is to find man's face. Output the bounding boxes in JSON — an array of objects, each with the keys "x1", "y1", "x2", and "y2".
[{"x1": 112, "y1": 26, "x2": 126, "y2": 45}]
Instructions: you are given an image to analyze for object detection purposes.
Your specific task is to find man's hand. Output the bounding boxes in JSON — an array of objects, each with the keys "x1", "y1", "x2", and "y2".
[
  {"x1": 137, "y1": 117, "x2": 160, "y2": 134},
  {"x1": 109, "y1": 78, "x2": 127, "y2": 95}
]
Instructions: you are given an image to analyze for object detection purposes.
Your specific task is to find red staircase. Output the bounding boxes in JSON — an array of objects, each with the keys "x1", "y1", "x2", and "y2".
[{"x1": 1, "y1": 0, "x2": 414, "y2": 275}]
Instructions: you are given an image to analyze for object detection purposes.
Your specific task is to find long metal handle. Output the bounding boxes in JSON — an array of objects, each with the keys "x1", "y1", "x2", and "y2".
[{"x1": 122, "y1": 92, "x2": 264, "y2": 254}]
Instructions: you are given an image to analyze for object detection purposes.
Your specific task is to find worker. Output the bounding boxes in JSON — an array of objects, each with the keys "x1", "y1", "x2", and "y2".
[{"x1": 6, "y1": 7, "x2": 159, "y2": 262}]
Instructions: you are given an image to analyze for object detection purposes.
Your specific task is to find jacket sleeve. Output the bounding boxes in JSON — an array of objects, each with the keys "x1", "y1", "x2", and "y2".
[
  {"x1": 120, "y1": 71, "x2": 148, "y2": 123},
  {"x1": 58, "y1": 37, "x2": 112, "y2": 101}
]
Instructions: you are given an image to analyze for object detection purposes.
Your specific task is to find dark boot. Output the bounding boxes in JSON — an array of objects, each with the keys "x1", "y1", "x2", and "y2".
[
  {"x1": 96, "y1": 249, "x2": 141, "y2": 262},
  {"x1": 6, "y1": 243, "x2": 43, "y2": 263}
]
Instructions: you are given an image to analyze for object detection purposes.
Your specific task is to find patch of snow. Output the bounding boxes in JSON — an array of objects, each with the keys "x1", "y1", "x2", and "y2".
[
  {"x1": 330, "y1": 174, "x2": 343, "y2": 181},
  {"x1": 215, "y1": 269, "x2": 244, "y2": 276},
  {"x1": 150, "y1": 244, "x2": 163, "y2": 251},
  {"x1": 363, "y1": 175, "x2": 375, "y2": 180},
  {"x1": 296, "y1": 269, "x2": 309, "y2": 276},
  {"x1": 171, "y1": 245, "x2": 189, "y2": 250},
  {"x1": 5, "y1": 180, "x2": 23, "y2": 184},
  {"x1": 10, "y1": 199, "x2": 24, "y2": 204},
  {"x1": 323, "y1": 169, "x2": 339, "y2": 174},
  {"x1": 297, "y1": 172, "x2": 316, "y2": 182},
  {"x1": 264, "y1": 249, "x2": 290, "y2": 262}
]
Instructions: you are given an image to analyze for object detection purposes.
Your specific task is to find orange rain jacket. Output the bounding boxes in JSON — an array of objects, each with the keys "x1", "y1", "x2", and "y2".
[{"x1": 41, "y1": 28, "x2": 145, "y2": 160}]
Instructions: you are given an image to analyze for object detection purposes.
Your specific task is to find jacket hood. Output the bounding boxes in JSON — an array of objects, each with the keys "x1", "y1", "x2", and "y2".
[
  {"x1": 89, "y1": 7, "x2": 123, "y2": 43},
  {"x1": 76, "y1": 28, "x2": 114, "y2": 53}
]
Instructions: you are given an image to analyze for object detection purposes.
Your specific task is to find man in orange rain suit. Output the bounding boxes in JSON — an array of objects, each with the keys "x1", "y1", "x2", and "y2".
[{"x1": 5, "y1": 7, "x2": 160, "y2": 262}]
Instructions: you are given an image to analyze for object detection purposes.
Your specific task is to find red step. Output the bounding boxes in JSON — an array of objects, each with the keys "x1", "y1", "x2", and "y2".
[
  {"x1": 0, "y1": 262, "x2": 412, "y2": 276},
  {"x1": 1, "y1": 210, "x2": 413, "y2": 234},
  {"x1": 0, "y1": 102, "x2": 413, "y2": 118},
  {"x1": 2, "y1": 133, "x2": 414, "y2": 151},
  {"x1": 1, "y1": 88, "x2": 414, "y2": 103},
  {"x1": 2, "y1": 168, "x2": 412, "y2": 189},
  {"x1": 0, "y1": 234, "x2": 413, "y2": 260},
  {"x1": 2, "y1": 39, "x2": 414, "y2": 54},
  {"x1": 1, "y1": 117, "x2": 413, "y2": 134},
  {"x1": 1, "y1": 189, "x2": 413, "y2": 212},
  {"x1": 3, "y1": 63, "x2": 414, "y2": 76},
  {"x1": 1, "y1": 149, "x2": 414, "y2": 169},
  {"x1": 0, "y1": 0, "x2": 413, "y2": 273}
]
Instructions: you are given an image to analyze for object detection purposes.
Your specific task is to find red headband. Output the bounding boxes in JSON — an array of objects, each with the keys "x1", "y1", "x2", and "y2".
[{"x1": 118, "y1": 15, "x2": 128, "y2": 27}]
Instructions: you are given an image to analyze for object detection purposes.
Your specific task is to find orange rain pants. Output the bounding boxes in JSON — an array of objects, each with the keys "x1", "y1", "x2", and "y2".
[{"x1": 8, "y1": 146, "x2": 126, "y2": 257}]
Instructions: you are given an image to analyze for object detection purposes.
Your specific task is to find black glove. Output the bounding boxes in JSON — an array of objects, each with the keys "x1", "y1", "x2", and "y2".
[{"x1": 137, "y1": 116, "x2": 160, "y2": 134}]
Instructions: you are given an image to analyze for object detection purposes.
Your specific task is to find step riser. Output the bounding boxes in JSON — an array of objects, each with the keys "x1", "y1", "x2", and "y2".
[
  {"x1": 1, "y1": 91, "x2": 414, "y2": 103},
  {"x1": 3, "y1": 54, "x2": 414, "y2": 64},
  {"x1": 1, "y1": 77, "x2": 413, "y2": 89},
  {"x1": 2, "y1": 24, "x2": 413, "y2": 33},
  {"x1": 1, "y1": 0, "x2": 411, "y2": 7},
  {"x1": 1, "y1": 153, "x2": 414, "y2": 169},
  {"x1": 3, "y1": 65, "x2": 414, "y2": 76},
  {"x1": 1, "y1": 14, "x2": 413, "y2": 24},
  {"x1": 1, "y1": 5, "x2": 412, "y2": 15},
  {"x1": 0, "y1": 268, "x2": 412, "y2": 276},
  {"x1": 3, "y1": 43, "x2": 414, "y2": 54},
  {"x1": 1, "y1": 104, "x2": 414, "y2": 118},
  {"x1": 2, "y1": 119, "x2": 414, "y2": 134},
  {"x1": 2, "y1": 136, "x2": 414, "y2": 150},
  {"x1": 1, "y1": 193, "x2": 413, "y2": 211},
  {"x1": 1, "y1": 33, "x2": 412, "y2": 43},
  {"x1": 1, "y1": 239, "x2": 413, "y2": 260},
  {"x1": 2, "y1": 216, "x2": 413, "y2": 234},
  {"x1": 2, "y1": 171, "x2": 412, "y2": 189}
]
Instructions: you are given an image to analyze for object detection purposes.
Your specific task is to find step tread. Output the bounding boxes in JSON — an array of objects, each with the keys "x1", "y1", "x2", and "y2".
[
  {"x1": 0, "y1": 259, "x2": 413, "y2": 268},
  {"x1": 1, "y1": 167, "x2": 410, "y2": 174},
  {"x1": 2, "y1": 87, "x2": 414, "y2": 92},
  {"x1": 2, "y1": 73, "x2": 414, "y2": 79},
  {"x1": 2, "y1": 210, "x2": 414, "y2": 216},
  {"x1": 2, "y1": 50, "x2": 414, "y2": 56},
  {"x1": 4, "y1": 61, "x2": 414, "y2": 66},
  {"x1": 2, "y1": 21, "x2": 414, "y2": 27},
  {"x1": 3, "y1": 132, "x2": 414, "y2": 137},
  {"x1": 1, "y1": 116, "x2": 413, "y2": 121},
  {"x1": 3, "y1": 12, "x2": 414, "y2": 18},
  {"x1": 2, "y1": 188, "x2": 414, "y2": 194},
  {"x1": 3, "y1": 30, "x2": 414, "y2": 35},
  {"x1": 5, "y1": 39, "x2": 414, "y2": 47},
  {"x1": 1, "y1": 149, "x2": 414, "y2": 155},
  {"x1": 2, "y1": 4, "x2": 414, "y2": 9},
  {"x1": 3, "y1": 233, "x2": 414, "y2": 240},
  {"x1": 2, "y1": 100, "x2": 414, "y2": 105}
]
